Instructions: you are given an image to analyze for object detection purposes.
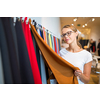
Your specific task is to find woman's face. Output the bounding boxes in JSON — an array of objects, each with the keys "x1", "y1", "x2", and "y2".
[{"x1": 62, "y1": 28, "x2": 78, "y2": 44}]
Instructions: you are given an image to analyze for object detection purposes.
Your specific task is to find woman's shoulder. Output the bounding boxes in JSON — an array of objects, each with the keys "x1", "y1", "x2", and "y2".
[
  {"x1": 82, "y1": 50, "x2": 92, "y2": 60},
  {"x1": 82, "y1": 49, "x2": 92, "y2": 54}
]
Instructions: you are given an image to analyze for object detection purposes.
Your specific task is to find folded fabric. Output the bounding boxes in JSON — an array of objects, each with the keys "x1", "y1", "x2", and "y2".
[{"x1": 29, "y1": 19, "x2": 79, "y2": 84}]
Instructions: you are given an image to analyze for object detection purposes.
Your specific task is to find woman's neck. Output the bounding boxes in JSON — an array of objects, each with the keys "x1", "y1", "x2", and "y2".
[{"x1": 67, "y1": 42, "x2": 82, "y2": 53}]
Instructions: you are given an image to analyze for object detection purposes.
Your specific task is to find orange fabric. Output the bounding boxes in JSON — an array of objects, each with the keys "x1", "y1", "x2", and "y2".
[
  {"x1": 29, "y1": 19, "x2": 79, "y2": 84},
  {"x1": 43, "y1": 27, "x2": 46, "y2": 43}
]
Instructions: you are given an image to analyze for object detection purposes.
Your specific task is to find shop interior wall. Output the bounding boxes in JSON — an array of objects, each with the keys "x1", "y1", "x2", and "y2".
[{"x1": 29, "y1": 17, "x2": 61, "y2": 39}]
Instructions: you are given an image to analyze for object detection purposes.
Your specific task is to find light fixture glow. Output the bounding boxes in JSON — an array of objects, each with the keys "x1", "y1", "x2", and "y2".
[
  {"x1": 82, "y1": 25, "x2": 85, "y2": 27},
  {"x1": 85, "y1": 24, "x2": 87, "y2": 26},
  {"x1": 73, "y1": 19, "x2": 76, "y2": 21},
  {"x1": 73, "y1": 18, "x2": 77, "y2": 22},
  {"x1": 92, "y1": 18, "x2": 95, "y2": 21},
  {"x1": 71, "y1": 24, "x2": 74, "y2": 26}
]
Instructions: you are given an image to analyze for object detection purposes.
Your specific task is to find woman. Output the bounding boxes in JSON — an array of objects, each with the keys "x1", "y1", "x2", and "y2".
[{"x1": 59, "y1": 25, "x2": 92, "y2": 84}]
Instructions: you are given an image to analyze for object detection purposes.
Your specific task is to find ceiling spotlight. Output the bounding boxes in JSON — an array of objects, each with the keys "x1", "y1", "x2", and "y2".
[
  {"x1": 73, "y1": 18, "x2": 77, "y2": 22},
  {"x1": 92, "y1": 18, "x2": 95, "y2": 21},
  {"x1": 73, "y1": 19, "x2": 76, "y2": 22},
  {"x1": 82, "y1": 25, "x2": 85, "y2": 27},
  {"x1": 85, "y1": 24, "x2": 87, "y2": 26},
  {"x1": 71, "y1": 24, "x2": 74, "y2": 26}
]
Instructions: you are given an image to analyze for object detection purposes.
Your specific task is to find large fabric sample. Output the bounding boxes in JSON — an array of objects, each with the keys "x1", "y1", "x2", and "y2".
[
  {"x1": 9, "y1": 18, "x2": 20, "y2": 67},
  {"x1": 0, "y1": 49, "x2": 4, "y2": 84},
  {"x1": 15, "y1": 19, "x2": 34, "y2": 84},
  {"x1": 27, "y1": 22, "x2": 42, "y2": 84},
  {"x1": 1, "y1": 17, "x2": 21, "y2": 84},
  {"x1": 0, "y1": 18, "x2": 13, "y2": 84},
  {"x1": 29, "y1": 19, "x2": 79, "y2": 84}
]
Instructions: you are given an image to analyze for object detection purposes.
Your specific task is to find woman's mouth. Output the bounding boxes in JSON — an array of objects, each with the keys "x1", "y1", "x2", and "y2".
[{"x1": 65, "y1": 39, "x2": 69, "y2": 41}]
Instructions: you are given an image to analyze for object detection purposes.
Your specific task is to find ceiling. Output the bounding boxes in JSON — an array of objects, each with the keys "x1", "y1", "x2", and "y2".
[{"x1": 60, "y1": 17, "x2": 100, "y2": 29}]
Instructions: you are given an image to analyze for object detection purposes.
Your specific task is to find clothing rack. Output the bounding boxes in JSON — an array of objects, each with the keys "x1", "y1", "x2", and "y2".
[{"x1": 13, "y1": 17, "x2": 61, "y2": 39}]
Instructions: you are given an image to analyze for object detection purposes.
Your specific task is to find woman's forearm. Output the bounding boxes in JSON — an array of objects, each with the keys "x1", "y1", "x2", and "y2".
[{"x1": 79, "y1": 73, "x2": 90, "y2": 84}]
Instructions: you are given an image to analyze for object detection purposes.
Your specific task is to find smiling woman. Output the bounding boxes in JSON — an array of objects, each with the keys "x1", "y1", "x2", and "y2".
[{"x1": 59, "y1": 24, "x2": 93, "y2": 84}]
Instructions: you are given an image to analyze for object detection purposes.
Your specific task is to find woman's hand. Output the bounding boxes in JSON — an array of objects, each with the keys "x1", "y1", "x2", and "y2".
[{"x1": 74, "y1": 70, "x2": 82, "y2": 77}]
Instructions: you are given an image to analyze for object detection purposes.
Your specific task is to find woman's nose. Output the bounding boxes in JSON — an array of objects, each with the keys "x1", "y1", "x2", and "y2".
[{"x1": 64, "y1": 35, "x2": 68, "y2": 38}]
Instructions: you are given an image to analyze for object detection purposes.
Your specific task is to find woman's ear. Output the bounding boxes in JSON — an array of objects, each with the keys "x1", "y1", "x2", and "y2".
[{"x1": 75, "y1": 31, "x2": 79, "y2": 37}]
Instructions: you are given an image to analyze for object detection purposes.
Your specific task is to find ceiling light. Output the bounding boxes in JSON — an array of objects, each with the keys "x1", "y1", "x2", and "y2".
[
  {"x1": 73, "y1": 18, "x2": 77, "y2": 22},
  {"x1": 82, "y1": 25, "x2": 85, "y2": 27},
  {"x1": 85, "y1": 24, "x2": 87, "y2": 26},
  {"x1": 71, "y1": 24, "x2": 74, "y2": 26},
  {"x1": 73, "y1": 19, "x2": 76, "y2": 21},
  {"x1": 92, "y1": 18, "x2": 95, "y2": 21}
]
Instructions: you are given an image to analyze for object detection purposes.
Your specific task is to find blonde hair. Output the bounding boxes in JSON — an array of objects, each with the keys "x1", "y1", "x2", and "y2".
[{"x1": 62, "y1": 25, "x2": 82, "y2": 48}]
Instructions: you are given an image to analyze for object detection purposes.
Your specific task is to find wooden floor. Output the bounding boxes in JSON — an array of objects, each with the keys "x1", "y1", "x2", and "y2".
[
  {"x1": 88, "y1": 60, "x2": 100, "y2": 84},
  {"x1": 88, "y1": 70, "x2": 100, "y2": 84}
]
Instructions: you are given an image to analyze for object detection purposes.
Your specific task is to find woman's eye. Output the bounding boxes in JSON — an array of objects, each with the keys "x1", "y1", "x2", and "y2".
[
  {"x1": 64, "y1": 34, "x2": 66, "y2": 36},
  {"x1": 67, "y1": 32, "x2": 70, "y2": 35}
]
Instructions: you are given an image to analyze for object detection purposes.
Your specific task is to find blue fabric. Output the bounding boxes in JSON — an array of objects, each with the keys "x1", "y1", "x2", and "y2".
[{"x1": 40, "y1": 53, "x2": 47, "y2": 84}]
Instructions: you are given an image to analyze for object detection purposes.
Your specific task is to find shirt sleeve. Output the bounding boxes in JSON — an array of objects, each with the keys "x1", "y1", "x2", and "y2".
[{"x1": 85, "y1": 52, "x2": 93, "y2": 64}]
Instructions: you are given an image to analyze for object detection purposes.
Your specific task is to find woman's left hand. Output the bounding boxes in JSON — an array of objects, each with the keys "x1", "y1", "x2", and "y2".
[{"x1": 74, "y1": 70, "x2": 82, "y2": 77}]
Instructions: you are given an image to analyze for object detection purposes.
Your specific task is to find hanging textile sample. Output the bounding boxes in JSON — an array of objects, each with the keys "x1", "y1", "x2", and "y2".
[
  {"x1": 49, "y1": 33, "x2": 52, "y2": 49},
  {"x1": 0, "y1": 18, "x2": 13, "y2": 84},
  {"x1": 0, "y1": 49, "x2": 4, "y2": 84},
  {"x1": 15, "y1": 19, "x2": 34, "y2": 84},
  {"x1": 54, "y1": 36, "x2": 57, "y2": 53},
  {"x1": 36, "y1": 25, "x2": 47, "y2": 84},
  {"x1": 43, "y1": 27, "x2": 46, "y2": 43},
  {"x1": 1, "y1": 17, "x2": 22, "y2": 84},
  {"x1": 21, "y1": 18, "x2": 42, "y2": 84},
  {"x1": 57, "y1": 38, "x2": 59, "y2": 54},
  {"x1": 58, "y1": 39, "x2": 61, "y2": 51},
  {"x1": 29, "y1": 19, "x2": 79, "y2": 84}
]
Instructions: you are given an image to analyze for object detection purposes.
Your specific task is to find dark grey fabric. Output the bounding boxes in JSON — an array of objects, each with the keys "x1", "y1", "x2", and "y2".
[
  {"x1": 0, "y1": 49, "x2": 5, "y2": 84},
  {"x1": 0, "y1": 18, "x2": 13, "y2": 84},
  {"x1": 1, "y1": 17, "x2": 22, "y2": 84},
  {"x1": 58, "y1": 39, "x2": 61, "y2": 51},
  {"x1": 15, "y1": 19, "x2": 34, "y2": 84},
  {"x1": 9, "y1": 18, "x2": 20, "y2": 69}
]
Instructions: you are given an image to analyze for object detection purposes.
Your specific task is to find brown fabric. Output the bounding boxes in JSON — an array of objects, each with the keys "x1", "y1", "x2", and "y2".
[{"x1": 29, "y1": 19, "x2": 79, "y2": 84}]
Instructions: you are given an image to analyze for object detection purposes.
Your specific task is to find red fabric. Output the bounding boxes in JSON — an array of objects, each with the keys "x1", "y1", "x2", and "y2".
[
  {"x1": 21, "y1": 17, "x2": 42, "y2": 84},
  {"x1": 27, "y1": 22, "x2": 42, "y2": 84},
  {"x1": 57, "y1": 38, "x2": 60, "y2": 54},
  {"x1": 93, "y1": 46, "x2": 95, "y2": 52},
  {"x1": 54, "y1": 36, "x2": 57, "y2": 53}
]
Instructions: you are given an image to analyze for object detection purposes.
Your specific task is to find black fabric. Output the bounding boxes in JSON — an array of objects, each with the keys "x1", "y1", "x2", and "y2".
[
  {"x1": 33, "y1": 21, "x2": 37, "y2": 31},
  {"x1": 0, "y1": 18, "x2": 13, "y2": 84},
  {"x1": 90, "y1": 42, "x2": 93, "y2": 52},
  {"x1": 79, "y1": 39, "x2": 89, "y2": 49},
  {"x1": 1, "y1": 17, "x2": 21, "y2": 84},
  {"x1": 15, "y1": 19, "x2": 34, "y2": 84},
  {"x1": 92, "y1": 41, "x2": 96, "y2": 52},
  {"x1": 40, "y1": 29, "x2": 44, "y2": 40},
  {"x1": 45, "y1": 63, "x2": 49, "y2": 80},
  {"x1": 9, "y1": 18, "x2": 20, "y2": 67},
  {"x1": 97, "y1": 43, "x2": 100, "y2": 56}
]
